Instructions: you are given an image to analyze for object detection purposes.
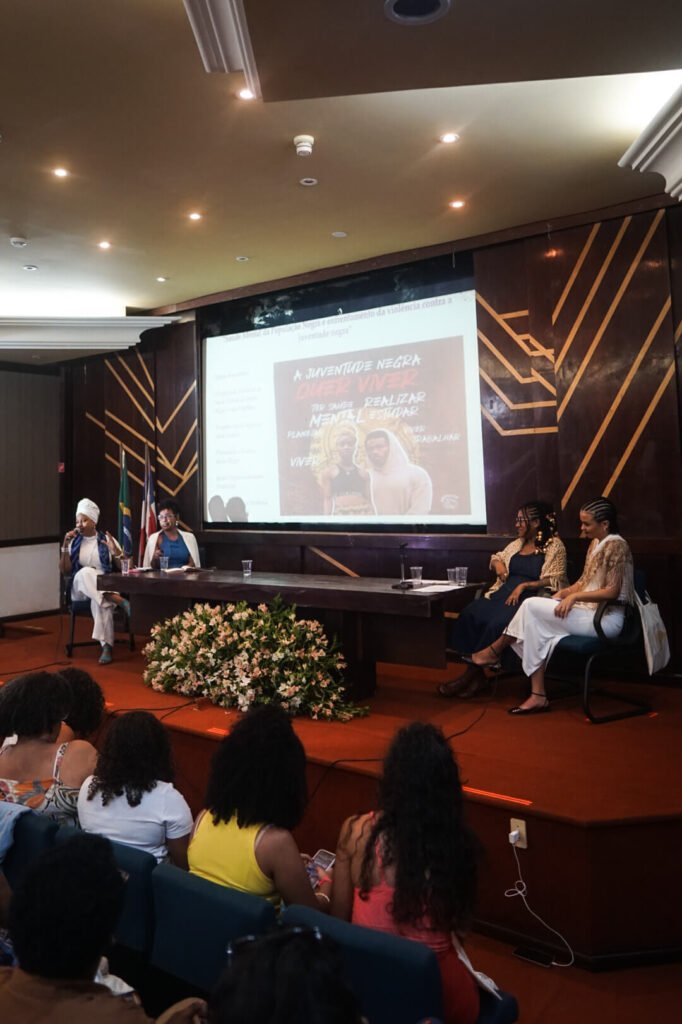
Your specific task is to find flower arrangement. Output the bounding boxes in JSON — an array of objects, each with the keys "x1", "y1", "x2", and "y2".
[{"x1": 143, "y1": 597, "x2": 367, "y2": 721}]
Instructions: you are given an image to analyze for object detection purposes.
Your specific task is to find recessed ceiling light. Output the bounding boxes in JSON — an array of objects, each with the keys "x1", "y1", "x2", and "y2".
[
  {"x1": 331, "y1": 231, "x2": 348, "y2": 238},
  {"x1": 22, "y1": 264, "x2": 39, "y2": 272},
  {"x1": 156, "y1": 276, "x2": 168, "y2": 282},
  {"x1": 299, "y1": 177, "x2": 318, "y2": 187},
  {"x1": 98, "y1": 240, "x2": 111, "y2": 249},
  {"x1": 53, "y1": 167, "x2": 69, "y2": 177},
  {"x1": 188, "y1": 212, "x2": 202, "y2": 221},
  {"x1": 235, "y1": 255, "x2": 250, "y2": 262},
  {"x1": 238, "y1": 88, "x2": 255, "y2": 101},
  {"x1": 448, "y1": 199, "x2": 465, "y2": 209},
  {"x1": 439, "y1": 133, "x2": 459, "y2": 145},
  {"x1": 384, "y1": 0, "x2": 452, "y2": 25}
]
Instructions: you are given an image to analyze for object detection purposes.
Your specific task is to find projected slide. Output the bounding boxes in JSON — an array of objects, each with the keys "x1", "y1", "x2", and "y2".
[{"x1": 204, "y1": 291, "x2": 486, "y2": 526}]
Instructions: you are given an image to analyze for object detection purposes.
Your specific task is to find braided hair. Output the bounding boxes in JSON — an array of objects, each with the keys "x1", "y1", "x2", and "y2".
[
  {"x1": 580, "y1": 497, "x2": 618, "y2": 534},
  {"x1": 519, "y1": 500, "x2": 557, "y2": 553}
]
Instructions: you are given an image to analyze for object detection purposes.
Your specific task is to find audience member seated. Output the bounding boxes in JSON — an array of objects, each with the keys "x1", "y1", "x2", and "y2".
[
  {"x1": 59, "y1": 497, "x2": 130, "y2": 665},
  {"x1": 0, "y1": 833, "x2": 205, "y2": 1022},
  {"x1": 331, "y1": 722, "x2": 480, "y2": 1024},
  {"x1": 472, "y1": 497, "x2": 634, "y2": 715},
  {"x1": 143, "y1": 500, "x2": 200, "y2": 569},
  {"x1": 188, "y1": 705, "x2": 331, "y2": 911},
  {"x1": 0, "y1": 672, "x2": 96, "y2": 825},
  {"x1": 209, "y1": 925, "x2": 364, "y2": 1024},
  {"x1": 439, "y1": 500, "x2": 567, "y2": 699},
  {"x1": 78, "y1": 712, "x2": 193, "y2": 867},
  {"x1": 58, "y1": 668, "x2": 106, "y2": 743}
]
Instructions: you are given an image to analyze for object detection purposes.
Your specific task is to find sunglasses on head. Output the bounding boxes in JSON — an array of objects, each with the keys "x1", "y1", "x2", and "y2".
[{"x1": 225, "y1": 925, "x2": 323, "y2": 963}]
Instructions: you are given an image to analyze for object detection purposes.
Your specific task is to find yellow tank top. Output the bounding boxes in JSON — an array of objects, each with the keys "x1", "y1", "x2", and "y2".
[{"x1": 188, "y1": 813, "x2": 280, "y2": 908}]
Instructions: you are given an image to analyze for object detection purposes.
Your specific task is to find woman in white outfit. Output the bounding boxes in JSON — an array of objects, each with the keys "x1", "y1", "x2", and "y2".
[
  {"x1": 59, "y1": 499, "x2": 129, "y2": 665},
  {"x1": 472, "y1": 498, "x2": 634, "y2": 715}
]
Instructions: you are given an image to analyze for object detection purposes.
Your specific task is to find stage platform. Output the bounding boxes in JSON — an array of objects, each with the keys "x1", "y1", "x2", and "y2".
[{"x1": 1, "y1": 614, "x2": 680, "y2": 969}]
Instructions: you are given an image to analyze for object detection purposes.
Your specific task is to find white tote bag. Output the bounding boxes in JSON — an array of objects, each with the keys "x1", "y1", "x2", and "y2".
[{"x1": 634, "y1": 592, "x2": 670, "y2": 675}]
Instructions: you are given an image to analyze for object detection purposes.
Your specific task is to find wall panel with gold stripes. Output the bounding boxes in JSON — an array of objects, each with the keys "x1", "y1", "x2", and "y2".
[{"x1": 475, "y1": 209, "x2": 682, "y2": 538}]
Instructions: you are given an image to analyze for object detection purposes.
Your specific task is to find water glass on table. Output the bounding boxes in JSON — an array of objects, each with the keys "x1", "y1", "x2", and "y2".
[
  {"x1": 242, "y1": 559, "x2": 253, "y2": 577},
  {"x1": 159, "y1": 556, "x2": 169, "y2": 571},
  {"x1": 410, "y1": 566, "x2": 423, "y2": 586}
]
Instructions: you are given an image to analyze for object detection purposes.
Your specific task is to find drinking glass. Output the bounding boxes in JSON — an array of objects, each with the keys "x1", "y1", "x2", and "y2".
[
  {"x1": 455, "y1": 566, "x2": 468, "y2": 586},
  {"x1": 410, "y1": 566, "x2": 423, "y2": 585},
  {"x1": 159, "y1": 556, "x2": 169, "y2": 571},
  {"x1": 242, "y1": 559, "x2": 253, "y2": 577}
]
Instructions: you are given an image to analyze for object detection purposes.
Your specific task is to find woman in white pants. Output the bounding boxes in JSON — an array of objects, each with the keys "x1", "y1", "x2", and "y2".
[{"x1": 472, "y1": 498, "x2": 634, "y2": 715}]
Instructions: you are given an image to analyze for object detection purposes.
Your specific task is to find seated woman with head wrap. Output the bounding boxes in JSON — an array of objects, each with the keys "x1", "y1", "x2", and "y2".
[
  {"x1": 471, "y1": 497, "x2": 633, "y2": 715},
  {"x1": 143, "y1": 500, "x2": 200, "y2": 570},
  {"x1": 58, "y1": 498, "x2": 129, "y2": 665},
  {"x1": 438, "y1": 501, "x2": 567, "y2": 698}
]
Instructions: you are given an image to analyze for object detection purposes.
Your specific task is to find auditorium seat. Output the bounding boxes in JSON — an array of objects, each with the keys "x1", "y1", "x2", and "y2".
[
  {"x1": 55, "y1": 825, "x2": 157, "y2": 954},
  {"x1": 281, "y1": 905, "x2": 445, "y2": 1024},
  {"x1": 2, "y1": 810, "x2": 58, "y2": 889},
  {"x1": 150, "y1": 864, "x2": 277, "y2": 993}
]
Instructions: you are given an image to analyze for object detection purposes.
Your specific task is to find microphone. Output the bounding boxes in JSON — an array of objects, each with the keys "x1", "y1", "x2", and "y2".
[{"x1": 392, "y1": 543, "x2": 413, "y2": 590}]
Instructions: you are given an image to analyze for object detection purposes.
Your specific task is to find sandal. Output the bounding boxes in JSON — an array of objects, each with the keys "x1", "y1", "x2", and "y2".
[
  {"x1": 437, "y1": 666, "x2": 486, "y2": 699},
  {"x1": 508, "y1": 692, "x2": 550, "y2": 716}
]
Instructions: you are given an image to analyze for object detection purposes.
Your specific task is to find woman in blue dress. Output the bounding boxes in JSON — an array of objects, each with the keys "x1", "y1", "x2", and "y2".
[
  {"x1": 438, "y1": 501, "x2": 567, "y2": 698},
  {"x1": 142, "y1": 500, "x2": 201, "y2": 570}
]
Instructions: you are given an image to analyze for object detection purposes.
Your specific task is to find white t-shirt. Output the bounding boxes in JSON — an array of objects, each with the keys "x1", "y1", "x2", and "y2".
[{"x1": 77, "y1": 777, "x2": 193, "y2": 862}]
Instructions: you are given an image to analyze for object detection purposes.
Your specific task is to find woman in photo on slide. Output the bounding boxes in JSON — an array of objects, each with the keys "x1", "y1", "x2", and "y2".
[
  {"x1": 438, "y1": 501, "x2": 567, "y2": 698},
  {"x1": 143, "y1": 500, "x2": 201, "y2": 569},
  {"x1": 471, "y1": 497, "x2": 634, "y2": 715},
  {"x1": 318, "y1": 424, "x2": 374, "y2": 516}
]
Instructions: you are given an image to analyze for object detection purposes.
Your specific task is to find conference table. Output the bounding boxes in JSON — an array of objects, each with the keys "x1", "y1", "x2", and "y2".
[{"x1": 100, "y1": 569, "x2": 480, "y2": 697}]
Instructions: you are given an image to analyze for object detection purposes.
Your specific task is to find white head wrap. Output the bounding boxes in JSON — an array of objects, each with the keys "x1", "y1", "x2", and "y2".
[{"x1": 76, "y1": 498, "x2": 100, "y2": 524}]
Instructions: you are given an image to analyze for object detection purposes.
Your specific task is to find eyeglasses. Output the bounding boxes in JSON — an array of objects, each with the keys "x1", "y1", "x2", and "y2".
[{"x1": 225, "y1": 925, "x2": 323, "y2": 963}]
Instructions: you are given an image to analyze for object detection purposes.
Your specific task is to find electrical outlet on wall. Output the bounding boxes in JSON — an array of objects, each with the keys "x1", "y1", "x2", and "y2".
[{"x1": 510, "y1": 817, "x2": 528, "y2": 849}]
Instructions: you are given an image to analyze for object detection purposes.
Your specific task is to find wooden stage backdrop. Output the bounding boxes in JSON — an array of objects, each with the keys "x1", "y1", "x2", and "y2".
[{"x1": 61, "y1": 200, "x2": 682, "y2": 672}]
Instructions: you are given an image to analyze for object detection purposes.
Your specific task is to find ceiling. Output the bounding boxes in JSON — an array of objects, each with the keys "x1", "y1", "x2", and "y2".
[{"x1": 0, "y1": 0, "x2": 681, "y2": 358}]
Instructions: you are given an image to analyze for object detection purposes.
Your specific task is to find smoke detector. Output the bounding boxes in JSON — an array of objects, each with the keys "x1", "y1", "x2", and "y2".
[
  {"x1": 293, "y1": 134, "x2": 314, "y2": 157},
  {"x1": 10, "y1": 236, "x2": 28, "y2": 248}
]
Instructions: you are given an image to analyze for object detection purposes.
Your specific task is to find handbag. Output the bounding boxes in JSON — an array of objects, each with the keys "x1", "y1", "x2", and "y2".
[
  {"x1": 451, "y1": 933, "x2": 501, "y2": 999},
  {"x1": 634, "y1": 592, "x2": 670, "y2": 675}
]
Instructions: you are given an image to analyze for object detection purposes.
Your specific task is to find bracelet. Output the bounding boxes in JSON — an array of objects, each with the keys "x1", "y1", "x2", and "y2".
[{"x1": 315, "y1": 891, "x2": 330, "y2": 905}]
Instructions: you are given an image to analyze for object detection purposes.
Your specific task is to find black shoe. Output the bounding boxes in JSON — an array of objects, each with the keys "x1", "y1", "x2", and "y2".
[{"x1": 508, "y1": 696, "x2": 550, "y2": 716}]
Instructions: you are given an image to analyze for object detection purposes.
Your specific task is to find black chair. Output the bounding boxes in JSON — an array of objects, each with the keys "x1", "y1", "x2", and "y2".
[
  {"x1": 63, "y1": 574, "x2": 134, "y2": 658},
  {"x1": 150, "y1": 864, "x2": 277, "y2": 993},
  {"x1": 548, "y1": 571, "x2": 651, "y2": 724}
]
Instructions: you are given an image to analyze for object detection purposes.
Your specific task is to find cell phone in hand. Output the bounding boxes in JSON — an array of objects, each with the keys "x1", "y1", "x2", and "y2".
[{"x1": 306, "y1": 849, "x2": 335, "y2": 888}]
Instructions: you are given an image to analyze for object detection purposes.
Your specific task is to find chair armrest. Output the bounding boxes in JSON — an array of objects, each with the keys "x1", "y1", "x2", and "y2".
[{"x1": 593, "y1": 600, "x2": 628, "y2": 643}]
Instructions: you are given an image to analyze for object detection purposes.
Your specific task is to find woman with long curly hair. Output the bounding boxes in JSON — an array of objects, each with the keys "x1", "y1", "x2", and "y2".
[
  {"x1": 188, "y1": 705, "x2": 332, "y2": 912},
  {"x1": 331, "y1": 722, "x2": 480, "y2": 1024},
  {"x1": 77, "y1": 711, "x2": 193, "y2": 866}
]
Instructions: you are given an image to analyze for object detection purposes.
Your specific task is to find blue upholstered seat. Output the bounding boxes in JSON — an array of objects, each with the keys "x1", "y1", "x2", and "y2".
[
  {"x1": 2, "y1": 810, "x2": 59, "y2": 889},
  {"x1": 150, "y1": 864, "x2": 277, "y2": 992}
]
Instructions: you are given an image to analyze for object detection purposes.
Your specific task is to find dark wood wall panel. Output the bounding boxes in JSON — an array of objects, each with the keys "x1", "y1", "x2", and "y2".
[
  {"x1": 553, "y1": 210, "x2": 681, "y2": 535},
  {"x1": 0, "y1": 370, "x2": 60, "y2": 541},
  {"x1": 474, "y1": 241, "x2": 559, "y2": 533},
  {"x1": 667, "y1": 204, "x2": 682, "y2": 441},
  {"x1": 66, "y1": 323, "x2": 199, "y2": 540}
]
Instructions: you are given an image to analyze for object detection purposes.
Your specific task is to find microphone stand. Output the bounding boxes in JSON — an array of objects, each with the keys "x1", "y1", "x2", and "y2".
[{"x1": 392, "y1": 543, "x2": 413, "y2": 589}]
